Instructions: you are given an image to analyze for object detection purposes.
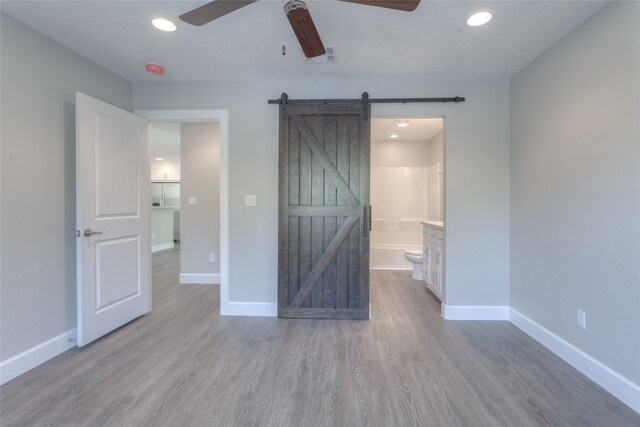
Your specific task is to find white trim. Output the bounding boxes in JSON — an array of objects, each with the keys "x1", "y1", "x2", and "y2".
[
  {"x1": 441, "y1": 304, "x2": 509, "y2": 320},
  {"x1": 0, "y1": 329, "x2": 77, "y2": 385},
  {"x1": 135, "y1": 109, "x2": 230, "y2": 316},
  {"x1": 179, "y1": 273, "x2": 220, "y2": 284},
  {"x1": 227, "y1": 302, "x2": 277, "y2": 317},
  {"x1": 510, "y1": 308, "x2": 640, "y2": 414},
  {"x1": 151, "y1": 242, "x2": 174, "y2": 253}
]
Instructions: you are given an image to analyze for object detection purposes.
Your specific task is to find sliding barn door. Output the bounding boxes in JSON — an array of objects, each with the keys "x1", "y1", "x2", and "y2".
[{"x1": 278, "y1": 103, "x2": 370, "y2": 319}]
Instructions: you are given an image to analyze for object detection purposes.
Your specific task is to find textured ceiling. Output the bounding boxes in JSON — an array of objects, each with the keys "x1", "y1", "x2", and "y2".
[{"x1": 1, "y1": 0, "x2": 606, "y2": 83}]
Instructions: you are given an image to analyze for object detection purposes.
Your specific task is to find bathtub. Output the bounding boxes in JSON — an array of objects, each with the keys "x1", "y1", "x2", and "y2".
[{"x1": 369, "y1": 219, "x2": 425, "y2": 270}]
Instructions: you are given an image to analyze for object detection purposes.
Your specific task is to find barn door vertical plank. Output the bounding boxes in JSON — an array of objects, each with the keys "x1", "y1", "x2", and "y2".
[
  {"x1": 278, "y1": 104, "x2": 290, "y2": 310},
  {"x1": 288, "y1": 124, "x2": 301, "y2": 304},
  {"x1": 309, "y1": 115, "x2": 325, "y2": 308},
  {"x1": 336, "y1": 115, "x2": 350, "y2": 308},
  {"x1": 323, "y1": 115, "x2": 338, "y2": 308},
  {"x1": 348, "y1": 115, "x2": 361, "y2": 309},
  {"x1": 298, "y1": 119, "x2": 312, "y2": 307}
]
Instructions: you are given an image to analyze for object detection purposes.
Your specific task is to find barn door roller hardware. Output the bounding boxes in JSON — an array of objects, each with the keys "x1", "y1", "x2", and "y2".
[{"x1": 268, "y1": 92, "x2": 465, "y2": 105}]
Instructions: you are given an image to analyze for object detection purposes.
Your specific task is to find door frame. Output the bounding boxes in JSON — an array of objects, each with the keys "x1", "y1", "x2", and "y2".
[
  {"x1": 370, "y1": 112, "x2": 447, "y2": 302},
  {"x1": 135, "y1": 109, "x2": 230, "y2": 315}
]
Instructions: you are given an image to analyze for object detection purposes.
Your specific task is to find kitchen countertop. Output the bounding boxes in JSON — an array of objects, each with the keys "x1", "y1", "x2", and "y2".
[{"x1": 421, "y1": 220, "x2": 444, "y2": 231}]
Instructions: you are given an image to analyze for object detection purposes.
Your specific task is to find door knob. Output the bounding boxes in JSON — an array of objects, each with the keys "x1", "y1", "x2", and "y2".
[{"x1": 83, "y1": 229, "x2": 103, "y2": 237}]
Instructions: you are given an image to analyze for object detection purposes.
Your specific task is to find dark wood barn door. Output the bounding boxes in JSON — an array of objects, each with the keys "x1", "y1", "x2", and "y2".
[{"x1": 278, "y1": 103, "x2": 370, "y2": 319}]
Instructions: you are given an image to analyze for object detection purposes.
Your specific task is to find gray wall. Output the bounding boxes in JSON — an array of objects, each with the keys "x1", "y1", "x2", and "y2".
[
  {"x1": 510, "y1": 1, "x2": 640, "y2": 384},
  {"x1": 180, "y1": 122, "x2": 221, "y2": 277},
  {"x1": 133, "y1": 78, "x2": 511, "y2": 306},
  {"x1": 0, "y1": 13, "x2": 132, "y2": 361}
]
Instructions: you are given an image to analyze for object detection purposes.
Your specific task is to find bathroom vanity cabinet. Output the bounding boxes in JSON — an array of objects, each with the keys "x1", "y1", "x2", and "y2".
[{"x1": 422, "y1": 221, "x2": 445, "y2": 300}]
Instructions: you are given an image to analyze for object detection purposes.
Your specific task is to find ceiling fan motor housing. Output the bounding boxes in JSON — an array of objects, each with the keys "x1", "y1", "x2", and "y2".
[{"x1": 284, "y1": 0, "x2": 308, "y2": 14}]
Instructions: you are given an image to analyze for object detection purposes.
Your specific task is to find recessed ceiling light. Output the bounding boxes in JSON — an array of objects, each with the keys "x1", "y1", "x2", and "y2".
[
  {"x1": 151, "y1": 18, "x2": 176, "y2": 32},
  {"x1": 396, "y1": 120, "x2": 410, "y2": 128},
  {"x1": 466, "y1": 11, "x2": 492, "y2": 27},
  {"x1": 390, "y1": 134, "x2": 399, "y2": 139},
  {"x1": 156, "y1": 157, "x2": 163, "y2": 161}
]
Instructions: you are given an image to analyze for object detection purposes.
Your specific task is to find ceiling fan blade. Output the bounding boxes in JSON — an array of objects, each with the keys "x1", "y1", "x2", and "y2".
[
  {"x1": 339, "y1": 0, "x2": 420, "y2": 12},
  {"x1": 285, "y1": 3, "x2": 326, "y2": 58},
  {"x1": 179, "y1": 0, "x2": 257, "y2": 26}
]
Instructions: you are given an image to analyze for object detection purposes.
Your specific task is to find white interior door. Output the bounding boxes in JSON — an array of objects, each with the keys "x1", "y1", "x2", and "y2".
[{"x1": 76, "y1": 92, "x2": 150, "y2": 347}]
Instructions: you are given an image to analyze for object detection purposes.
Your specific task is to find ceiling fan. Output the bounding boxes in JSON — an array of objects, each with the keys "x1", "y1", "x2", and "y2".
[{"x1": 179, "y1": 0, "x2": 421, "y2": 58}]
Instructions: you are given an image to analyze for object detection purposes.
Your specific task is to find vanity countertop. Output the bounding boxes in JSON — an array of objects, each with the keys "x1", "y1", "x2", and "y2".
[{"x1": 421, "y1": 220, "x2": 444, "y2": 231}]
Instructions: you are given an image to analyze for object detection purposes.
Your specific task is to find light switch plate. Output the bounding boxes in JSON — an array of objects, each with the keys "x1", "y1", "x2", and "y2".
[
  {"x1": 188, "y1": 196, "x2": 197, "y2": 206},
  {"x1": 577, "y1": 309, "x2": 586, "y2": 329},
  {"x1": 245, "y1": 195, "x2": 257, "y2": 207}
]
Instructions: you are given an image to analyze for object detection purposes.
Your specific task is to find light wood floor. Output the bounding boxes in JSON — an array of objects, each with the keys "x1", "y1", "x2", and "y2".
[{"x1": 1, "y1": 247, "x2": 638, "y2": 426}]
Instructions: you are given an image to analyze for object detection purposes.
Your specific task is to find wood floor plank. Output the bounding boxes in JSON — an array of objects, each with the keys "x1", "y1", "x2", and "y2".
[{"x1": 1, "y1": 247, "x2": 638, "y2": 427}]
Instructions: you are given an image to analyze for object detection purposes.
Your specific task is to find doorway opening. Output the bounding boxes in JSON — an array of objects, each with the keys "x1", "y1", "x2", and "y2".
[
  {"x1": 150, "y1": 123, "x2": 181, "y2": 253},
  {"x1": 369, "y1": 116, "x2": 445, "y2": 300},
  {"x1": 137, "y1": 110, "x2": 230, "y2": 316},
  {"x1": 150, "y1": 121, "x2": 221, "y2": 288}
]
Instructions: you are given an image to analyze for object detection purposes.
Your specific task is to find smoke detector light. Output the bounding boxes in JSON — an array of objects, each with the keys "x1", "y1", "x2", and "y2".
[
  {"x1": 146, "y1": 63, "x2": 165, "y2": 75},
  {"x1": 390, "y1": 134, "x2": 399, "y2": 139},
  {"x1": 152, "y1": 18, "x2": 177, "y2": 32},
  {"x1": 466, "y1": 11, "x2": 492, "y2": 27}
]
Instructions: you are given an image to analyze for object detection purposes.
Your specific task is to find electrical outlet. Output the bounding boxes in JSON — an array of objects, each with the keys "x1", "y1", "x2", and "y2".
[
  {"x1": 577, "y1": 309, "x2": 586, "y2": 329},
  {"x1": 209, "y1": 252, "x2": 216, "y2": 264}
]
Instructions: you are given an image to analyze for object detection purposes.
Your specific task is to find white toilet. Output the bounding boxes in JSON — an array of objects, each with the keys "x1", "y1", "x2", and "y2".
[{"x1": 404, "y1": 250, "x2": 424, "y2": 280}]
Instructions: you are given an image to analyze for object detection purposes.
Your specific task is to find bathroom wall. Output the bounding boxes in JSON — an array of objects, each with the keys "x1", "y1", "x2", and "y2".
[
  {"x1": 427, "y1": 131, "x2": 444, "y2": 221},
  {"x1": 371, "y1": 139, "x2": 429, "y2": 222},
  {"x1": 370, "y1": 137, "x2": 430, "y2": 268}
]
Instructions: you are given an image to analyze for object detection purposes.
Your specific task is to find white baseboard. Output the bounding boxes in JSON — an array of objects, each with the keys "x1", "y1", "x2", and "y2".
[
  {"x1": 0, "y1": 328, "x2": 77, "y2": 385},
  {"x1": 152, "y1": 242, "x2": 174, "y2": 253},
  {"x1": 179, "y1": 273, "x2": 220, "y2": 284},
  {"x1": 227, "y1": 302, "x2": 277, "y2": 317},
  {"x1": 441, "y1": 304, "x2": 509, "y2": 320},
  {"x1": 509, "y1": 308, "x2": 640, "y2": 414}
]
